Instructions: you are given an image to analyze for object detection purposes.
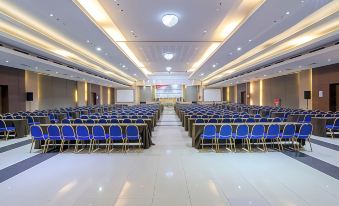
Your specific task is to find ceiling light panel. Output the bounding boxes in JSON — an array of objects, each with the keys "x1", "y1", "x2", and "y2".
[{"x1": 74, "y1": 0, "x2": 151, "y2": 76}]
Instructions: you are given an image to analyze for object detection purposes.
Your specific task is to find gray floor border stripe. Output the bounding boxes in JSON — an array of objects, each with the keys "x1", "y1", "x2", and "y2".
[
  {"x1": 310, "y1": 138, "x2": 339, "y2": 151},
  {"x1": 0, "y1": 152, "x2": 58, "y2": 183},
  {"x1": 283, "y1": 151, "x2": 339, "y2": 181},
  {"x1": 0, "y1": 139, "x2": 31, "y2": 153}
]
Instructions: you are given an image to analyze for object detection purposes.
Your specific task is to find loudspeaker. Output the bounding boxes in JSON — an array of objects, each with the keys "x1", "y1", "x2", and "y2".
[
  {"x1": 26, "y1": 92, "x2": 33, "y2": 101},
  {"x1": 304, "y1": 91, "x2": 311, "y2": 100}
]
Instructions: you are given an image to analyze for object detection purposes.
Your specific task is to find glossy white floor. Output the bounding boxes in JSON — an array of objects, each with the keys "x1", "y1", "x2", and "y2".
[{"x1": 1, "y1": 107, "x2": 339, "y2": 206}]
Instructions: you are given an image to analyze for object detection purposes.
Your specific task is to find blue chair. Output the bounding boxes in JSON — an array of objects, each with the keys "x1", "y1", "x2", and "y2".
[
  {"x1": 131, "y1": 115, "x2": 138, "y2": 119},
  {"x1": 109, "y1": 125, "x2": 126, "y2": 151},
  {"x1": 91, "y1": 125, "x2": 109, "y2": 152},
  {"x1": 5, "y1": 115, "x2": 13, "y2": 119},
  {"x1": 246, "y1": 118, "x2": 255, "y2": 123},
  {"x1": 295, "y1": 124, "x2": 313, "y2": 151},
  {"x1": 135, "y1": 119, "x2": 144, "y2": 124},
  {"x1": 254, "y1": 114, "x2": 261, "y2": 118},
  {"x1": 195, "y1": 119, "x2": 204, "y2": 123},
  {"x1": 27, "y1": 116, "x2": 40, "y2": 126},
  {"x1": 222, "y1": 118, "x2": 231, "y2": 123},
  {"x1": 249, "y1": 125, "x2": 265, "y2": 151},
  {"x1": 80, "y1": 115, "x2": 89, "y2": 119},
  {"x1": 74, "y1": 118, "x2": 83, "y2": 124},
  {"x1": 326, "y1": 118, "x2": 339, "y2": 138},
  {"x1": 259, "y1": 118, "x2": 268, "y2": 122},
  {"x1": 232, "y1": 125, "x2": 249, "y2": 152},
  {"x1": 110, "y1": 118, "x2": 119, "y2": 123},
  {"x1": 61, "y1": 119, "x2": 71, "y2": 124},
  {"x1": 279, "y1": 124, "x2": 296, "y2": 150},
  {"x1": 200, "y1": 125, "x2": 217, "y2": 150},
  {"x1": 302, "y1": 115, "x2": 312, "y2": 123},
  {"x1": 98, "y1": 119, "x2": 107, "y2": 124},
  {"x1": 76, "y1": 125, "x2": 92, "y2": 152},
  {"x1": 61, "y1": 125, "x2": 77, "y2": 152},
  {"x1": 123, "y1": 119, "x2": 132, "y2": 123},
  {"x1": 233, "y1": 118, "x2": 243, "y2": 123},
  {"x1": 30, "y1": 125, "x2": 48, "y2": 153},
  {"x1": 264, "y1": 124, "x2": 280, "y2": 151},
  {"x1": 272, "y1": 117, "x2": 282, "y2": 122},
  {"x1": 0, "y1": 119, "x2": 16, "y2": 140},
  {"x1": 86, "y1": 119, "x2": 95, "y2": 124},
  {"x1": 208, "y1": 119, "x2": 218, "y2": 123},
  {"x1": 141, "y1": 115, "x2": 148, "y2": 119},
  {"x1": 47, "y1": 125, "x2": 63, "y2": 152},
  {"x1": 217, "y1": 125, "x2": 233, "y2": 151},
  {"x1": 125, "y1": 125, "x2": 142, "y2": 151},
  {"x1": 15, "y1": 115, "x2": 23, "y2": 119},
  {"x1": 48, "y1": 114, "x2": 58, "y2": 123}
]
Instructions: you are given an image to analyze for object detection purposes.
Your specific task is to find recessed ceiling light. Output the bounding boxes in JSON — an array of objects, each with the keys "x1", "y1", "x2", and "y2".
[
  {"x1": 96, "y1": 47, "x2": 102, "y2": 51},
  {"x1": 5, "y1": 60, "x2": 9, "y2": 63},
  {"x1": 212, "y1": 64, "x2": 216, "y2": 68},
  {"x1": 248, "y1": 39, "x2": 252, "y2": 42},
  {"x1": 264, "y1": 74, "x2": 267, "y2": 77},
  {"x1": 133, "y1": 73, "x2": 137, "y2": 76},
  {"x1": 203, "y1": 30, "x2": 207, "y2": 33},
  {"x1": 166, "y1": 67, "x2": 172, "y2": 72},
  {"x1": 35, "y1": 66, "x2": 38, "y2": 69},
  {"x1": 200, "y1": 73, "x2": 204, "y2": 76},
  {"x1": 163, "y1": 52, "x2": 175, "y2": 61},
  {"x1": 55, "y1": 72, "x2": 59, "y2": 74},
  {"x1": 237, "y1": 47, "x2": 242, "y2": 51},
  {"x1": 162, "y1": 14, "x2": 179, "y2": 27},
  {"x1": 86, "y1": 40, "x2": 90, "y2": 43},
  {"x1": 122, "y1": 65, "x2": 126, "y2": 68},
  {"x1": 278, "y1": 70, "x2": 282, "y2": 73},
  {"x1": 328, "y1": 59, "x2": 331, "y2": 62},
  {"x1": 286, "y1": 11, "x2": 290, "y2": 15},
  {"x1": 50, "y1": 14, "x2": 54, "y2": 17},
  {"x1": 70, "y1": 75, "x2": 73, "y2": 78}
]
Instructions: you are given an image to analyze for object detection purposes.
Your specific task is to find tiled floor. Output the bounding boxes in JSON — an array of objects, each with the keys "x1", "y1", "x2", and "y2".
[{"x1": 1, "y1": 107, "x2": 339, "y2": 206}]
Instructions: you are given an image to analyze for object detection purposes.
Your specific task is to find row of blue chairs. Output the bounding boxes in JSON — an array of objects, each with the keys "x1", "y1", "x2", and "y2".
[
  {"x1": 200, "y1": 123, "x2": 313, "y2": 152},
  {"x1": 0, "y1": 120, "x2": 16, "y2": 140},
  {"x1": 326, "y1": 118, "x2": 339, "y2": 138},
  {"x1": 195, "y1": 117, "x2": 285, "y2": 124},
  {"x1": 30, "y1": 125, "x2": 142, "y2": 153},
  {"x1": 59, "y1": 118, "x2": 146, "y2": 124}
]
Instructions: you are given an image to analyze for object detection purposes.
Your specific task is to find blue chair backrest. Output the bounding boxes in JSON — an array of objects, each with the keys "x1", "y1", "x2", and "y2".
[
  {"x1": 212, "y1": 115, "x2": 220, "y2": 118},
  {"x1": 122, "y1": 115, "x2": 128, "y2": 119},
  {"x1": 62, "y1": 125, "x2": 75, "y2": 137},
  {"x1": 15, "y1": 115, "x2": 23, "y2": 119},
  {"x1": 90, "y1": 115, "x2": 97, "y2": 119},
  {"x1": 110, "y1": 119, "x2": 119, "y2": 123},
  {"x1": 131, "y1": 115, "x2": 138, "y2": 119},
  {"x1": 246, "y1": 118, "x2": 255, "y2": 123},
  {"x1": 98, "y1": 119, "x2": 107, "y2": 124},
  {"x1": 49, "y1": 114, "x2": 56, "y2": 120},
  {"x1": 219, "y1": 125, "x2": 232, "y2": 137},
  {"x1": 233, "y1": 118, "x2": 243, "y2": 123},
  {"x1": 62, "y1": 119, "x2": 71, "y2": 124},
  {"x1": 31, "y1": 125, "x2": 44, "y2": 139},
  {"x1": 209, "y1": 119, "x2": 218, "y2": 123},
  {"x1": 304, "y1": 115, "x2": 312, "y2": 123},
  {"x1": 254, "y1": 114, "x2": 261, "y2": 118},
  {"x1": 235, "y1": 125, "x2": 248, "y2": 138},
  {"x1": 298, "y1": 124, "x2": 312, "y2": 139},
  {"x1": 86, "y1": 119, "x2": 95, "y2": 124},
  {"x1": 202, "y1": 115, "x2": 208, "y2": 118},
  {"x1": 195, "y1": 119, "x2": 204, "y2": 123},
  {"x1": 334, "y1": 118, "x2": 339, "y2": 126},
  {"x1": 266, "y1": 124, "x2": 280, "y2": 138},
  {"x1": 76, "y1": 126, "x2": 89, "y2": 138},
  {"x1": 81, "y1": 115, "x2": 89, "y2": 119},
  {"x1": 272, "y1": 117, "x2": 282, "y2": 122},
  {"x1": 203, "y1": 125, "x2": 216, "y2": 136},
  {"x1": 259, "y1": 118, "x2": 268, "y2": 122},
  {"x1": 92, "y1": 125, "x2": 106, "y2": 139},
  {"x1": 251, "y1": 125, "x2": 265, "y2": 136},
  {"x1": 282, "y1": 124, "x2": 295, "y2": 137},
  {"x1": 27, "y1": 116, "x2": 34, "y2": 124},
  {"x1": 48, "y1": 125, "x2": 61, "y2": 137},
  {"x1": 126, "y1": 125, "x2": 139, "y2": 137},
  {"x1": 123, "y1": 119, "x2": 132, "y2": 123},
  {"x1": 136, "y1": 119, "x2": 144, "y2": 124},
  {"x1": 222, "y1": 118, "x2": 231, "y2": 123},
  {"x1": 5, "y1": 116, "x2": 13, "y2": 119},
  {"x1": 74, "y1": 119, "x2": 83, "y2": 124},
  {"x1": 0, "y1": 120, "x2": 7, "y2": 129},
  {"x1": 109, "y1": 125, "x2": 122, "y2": 137}
]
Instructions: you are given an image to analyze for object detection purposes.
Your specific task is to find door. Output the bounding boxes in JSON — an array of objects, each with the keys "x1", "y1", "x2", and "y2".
[
  {"x1": 0, "y1": 85, "x2": 9, "y2": 113},
  {"x1": 92, "y1": 92, "x2": 97, "y2": 105},
  {"x1": 240, "y1": 91, "x2": 246, "y2": 104},
  {"x1": 329, "y1": 83, "x2": 339, "y2": 112}
]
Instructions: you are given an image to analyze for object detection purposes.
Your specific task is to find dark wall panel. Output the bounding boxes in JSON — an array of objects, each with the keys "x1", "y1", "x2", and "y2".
[
  {"x1": 0, "y1": 66, "x2": 26, "y2": 113},
  {"x1": 312, "y1": 63, "x2": 339, "y2": 111}
]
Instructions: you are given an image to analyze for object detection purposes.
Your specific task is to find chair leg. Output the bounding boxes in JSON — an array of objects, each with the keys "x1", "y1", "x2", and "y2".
[
  {"x1": 30, "y1": 140, "x2": 35, "y2": 153},
  {"x1": 60, "y1": 140, "x2": 64, "y2": 153},
  {"x1": 308, "y1": 138, "x2": 313, "y2": 152},
  {"x1": 45, "y1": 140, "x2": 50, "y2": 153}
]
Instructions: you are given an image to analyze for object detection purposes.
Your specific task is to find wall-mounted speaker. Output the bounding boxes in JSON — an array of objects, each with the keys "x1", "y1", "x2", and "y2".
[
  {"x1": 304, "y1": 91, "x2": 311, "y2": 100},
  {"x1": 26, "y1": 92, "x2": 33, "y2": 101}
]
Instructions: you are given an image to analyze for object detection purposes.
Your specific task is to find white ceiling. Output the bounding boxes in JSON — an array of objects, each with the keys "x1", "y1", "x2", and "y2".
[{"x1": 0, "y1": 0, "x2": 337, "y2": 87}]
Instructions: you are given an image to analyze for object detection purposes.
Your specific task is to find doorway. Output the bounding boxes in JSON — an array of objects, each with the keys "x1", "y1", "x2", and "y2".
[
  {"x1": 0, "y1": 85, "x2": 9, "y2": 113},
  {"x1": 329, "y1": 83, "x2": 339, "y2": 112},
  {"x1": 240, "y1": 91, "x2": 246, "y2": 104},
  {"x1": 91, "y1": 92, "x2": 97, "y2": 105}
]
